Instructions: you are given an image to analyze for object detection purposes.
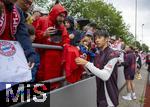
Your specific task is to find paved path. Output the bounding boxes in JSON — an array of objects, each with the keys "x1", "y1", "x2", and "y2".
[{"x1": 118, "y1": 65, "x2": 148, "y2": 107}]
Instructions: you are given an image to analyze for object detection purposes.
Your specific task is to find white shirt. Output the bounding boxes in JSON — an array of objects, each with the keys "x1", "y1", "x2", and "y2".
[{"x1": 85, "y1": 58, "x2": 118, "y2": 107}]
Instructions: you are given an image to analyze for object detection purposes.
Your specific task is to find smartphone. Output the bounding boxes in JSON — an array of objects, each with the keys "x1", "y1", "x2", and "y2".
[{"x1": 50, "y1": 29, "x2": 62, "y2": 36}]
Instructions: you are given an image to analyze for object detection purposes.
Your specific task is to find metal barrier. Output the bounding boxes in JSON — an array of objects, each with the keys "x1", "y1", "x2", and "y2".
[
  {"x1": 32, "y1": 43, "x2": 63, "y2": 50},
  {"x1": 43, "y1": 71, "x2": 88, "y2": 84},
  {"x1": 32, "y1": 43, "x2": 91, "y2": 84},
  {"x1": 32, "y1": 43, "x2": 125, "y2": 89},
  {"x1": 10, "y1": 43, "x2": 126, "y2": 107},
  {"x1": 50, "y1": 77, "x2": 97, "y2": 107},
  {"x1": 11, "y1": 77, "x2": 97, "y2": 107}
]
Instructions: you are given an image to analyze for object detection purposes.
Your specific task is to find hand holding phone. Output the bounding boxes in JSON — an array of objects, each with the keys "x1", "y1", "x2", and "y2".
[{"x1": 44, "y1": 27, "x2": 57, "y2": 37}]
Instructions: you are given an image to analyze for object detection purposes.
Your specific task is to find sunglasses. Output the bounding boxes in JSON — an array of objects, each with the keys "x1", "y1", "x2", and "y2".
[{"x1": 23, "y1": 0, "x2": 33, "y2": 6}]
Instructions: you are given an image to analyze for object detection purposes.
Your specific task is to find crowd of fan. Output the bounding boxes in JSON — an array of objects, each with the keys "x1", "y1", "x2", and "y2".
[
  {"x1": 1, "y1": 0, "x2": 150, "y2": 106},
  {"x1": 0, "y1": 0, "x2": 149, "y2": 86}
]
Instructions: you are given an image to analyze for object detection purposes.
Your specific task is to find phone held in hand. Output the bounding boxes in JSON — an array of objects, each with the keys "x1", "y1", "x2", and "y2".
[
  {"x1": 49, "y1": 29, "x2": 63, "y2": 43},
  {"x1": 49, "y1": 29, "x2": 62, "y2": 36}
]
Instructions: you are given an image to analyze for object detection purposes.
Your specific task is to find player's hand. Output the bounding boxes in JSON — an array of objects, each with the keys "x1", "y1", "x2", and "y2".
[{"x1": 75, "y1": 57, "x2": 88, "y2": 66}]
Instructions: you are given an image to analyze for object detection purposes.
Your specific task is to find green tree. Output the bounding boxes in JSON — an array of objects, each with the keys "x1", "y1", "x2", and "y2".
[
  {"x1": 33, "y1": 0, "x2": 128, "y2": 37},
  {"x1": 34, "y1": 0, "x2": 52, "y2": 11},
  {"x1": 133, "y1": 41, "x2": 142, "y2": 50},
  {"x1": 33, "y1": 0, "x2": 150, "y2": 50},
  {"x1": 61, "y1": 0, "x2": 128, "y2": 37},
  {"x1": 34, "y1": 0, "x2": 49, "y2": 7},
  {"x1": 123, "y1": 32, "x2": 135, "y2": 45},
  {"x1": 141, "y1": 44, "x2": 149, "y2": 52}
]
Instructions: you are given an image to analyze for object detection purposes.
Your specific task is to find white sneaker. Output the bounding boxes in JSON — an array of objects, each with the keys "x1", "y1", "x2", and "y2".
[
  {"x1": 132, "y1": 95, "x2": 137, "y2": 100},
  {"x1": 122, "y1": 94, "x2": 132, "y2": 101},
  {"x1": 132, "y1": 93, "x2": 137, "y2": 100}
]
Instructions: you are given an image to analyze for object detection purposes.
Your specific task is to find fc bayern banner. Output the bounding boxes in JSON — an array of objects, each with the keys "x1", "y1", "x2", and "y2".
[{"x1": 0, "y1": 40, "x2": 32, "y2": 83}]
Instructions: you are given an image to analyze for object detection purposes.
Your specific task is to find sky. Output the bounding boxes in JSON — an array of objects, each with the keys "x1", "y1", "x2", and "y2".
[{"x1": 104, "y1": 0, "x2": 150, "y2": 48}]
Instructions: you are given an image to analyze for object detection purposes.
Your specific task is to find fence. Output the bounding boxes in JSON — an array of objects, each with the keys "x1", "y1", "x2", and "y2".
[{"x1": 10, "y1": 43, "x2": 126, "y2": 107}]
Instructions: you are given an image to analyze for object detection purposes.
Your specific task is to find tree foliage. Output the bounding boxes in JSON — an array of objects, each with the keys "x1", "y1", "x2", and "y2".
[
  {"x1": 60, "y1": 0, "x2": 128, "y2": 37},
  {"x1": 141, "y1": 44, "x2": 149, "y2": 52},
  {"x1": 33, "y1": 0, "x2": 149, "y2": 51}
]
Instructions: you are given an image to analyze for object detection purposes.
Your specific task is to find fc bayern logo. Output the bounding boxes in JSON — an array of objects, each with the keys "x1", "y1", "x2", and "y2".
[{"x1": 0, "y1": 41, "x2": 16, "y2": 57}]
